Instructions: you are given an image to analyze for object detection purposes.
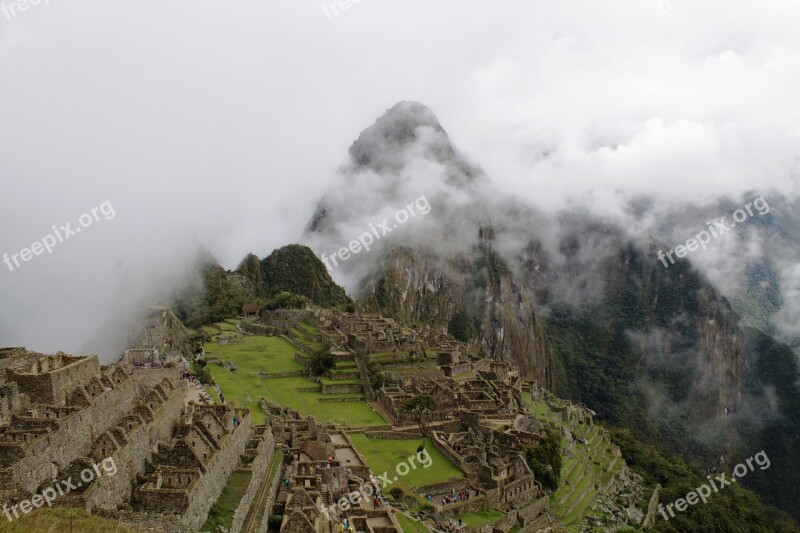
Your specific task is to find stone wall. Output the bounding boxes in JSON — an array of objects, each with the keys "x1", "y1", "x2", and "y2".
[
  {"x1": 259, "y1": 371, "x2": 305, "y2": 379},
  {"x1": 437, "y1": 494, "x2": 489, "y2": 517},
  {"x1": 431, "y1": 432, "x2": 474, "y2": 476},
  {"x1": 180, "y1": 414, "x2": 254, "y2": 530},
  {"x1": 282, "y1": 335, "x2": 316, "y2": 357},
  {"x1": 112, "y1": 511, "x2": 197, "y2": 533},
  {"x1": 317, "y1": 397, "x2": 367, "y2": 403},
  {"x1": 257, "y1": 451, "x2": 285, "y2": 533},
  {"x1": 82, "y1": 380, "x2": 187, "y2": 512},
  {"x1": 6, "y1": 355, "x2": 100, "y2": 406},
  {"x1": 419, "y1": 478, "x2": 472, "y2": 499},
  {"x1": 354, "y1": 350, "x2": 376, "y2": 402},
  {"x1": 0, "y1": 383, "x2": 27, "y2": 428},
  {"x1": 230, "y1": 430, "x2": 275, "y2": 533},
  {"x1": 642, "y1": 484, "x2": 661, "y2": 528},
  {"x1": 321, "y1": 383, "x2": 363, "y2": 394},
  {"x1": 0, "y1": 376, "x2": 137, "y2": 494},
  {"x1": 240, "y1": 322, "x2": 277, "y2": 336}
]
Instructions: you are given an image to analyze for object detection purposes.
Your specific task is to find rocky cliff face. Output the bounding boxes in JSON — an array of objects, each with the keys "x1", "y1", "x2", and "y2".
[{"x1": 358, "y1": 239, "x2": 556, "y2": 388}]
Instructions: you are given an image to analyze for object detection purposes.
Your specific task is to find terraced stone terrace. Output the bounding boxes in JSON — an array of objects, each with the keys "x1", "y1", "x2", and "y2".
[
  {"x1": 202, "y1": 321, "x2": 385, "y2": 427},
  {"x1": 529, "y1": 393, "x2": 625, "y2": 531}
]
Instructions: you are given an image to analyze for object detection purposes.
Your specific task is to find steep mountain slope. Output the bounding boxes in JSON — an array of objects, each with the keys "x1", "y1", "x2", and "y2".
[
  {"x1": 304, "y1": 101, "x2": 800, "y2": 520},
  {"x1": 172, "y1": 245, "x2": 351, "y2": 327}
]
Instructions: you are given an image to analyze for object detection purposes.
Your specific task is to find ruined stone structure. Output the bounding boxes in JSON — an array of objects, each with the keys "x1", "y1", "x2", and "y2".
[
  {"x1": 259, "y1": 400, "x2": 399, "y2": 533},
  {"x1": 248, "y1": 306, "x2": 630, "y2": 532},
  {"x1": 0, "y1": 346, "x2": 272, "y2": 532},
  {"x1": 133, "y1": 403, "x2": 253, "y2": 530},
  {"x1": 123, "y1": 348, "x2": 159, "y2": 366},
  {"x1": 0, "y1": 353, "x2": 139, "y2": 495},
  {"x1": 59, "y1": 377, "x2": 187, "y2": 513}
]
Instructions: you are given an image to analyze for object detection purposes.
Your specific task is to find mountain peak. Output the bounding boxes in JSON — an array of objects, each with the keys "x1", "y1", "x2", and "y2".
[{"x1": 348, "y1": 101, "x2": 452, "y2": 170}]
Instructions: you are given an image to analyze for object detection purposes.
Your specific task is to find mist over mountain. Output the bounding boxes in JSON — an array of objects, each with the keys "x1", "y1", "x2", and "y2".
[{"x1": 304, "y1": 101, "x2": 800, "y2": 518}]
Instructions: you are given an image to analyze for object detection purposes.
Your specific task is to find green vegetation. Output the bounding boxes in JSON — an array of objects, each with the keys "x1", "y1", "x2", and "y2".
[
  {"x1": 739, "y1": 328, "x2": 800, "y2": 520},
  {"x1": 174, "y1": 264, "x2": 252, "y2": 328},
  {"x1": 205, "y1": 335, "x2": 303, "y2": 374},
  {"x1": 203, "y1": 332, "x2": 385, "y2": 426},
  {"x1": 174, "y1": 244, "x2": 353, "y2": 329},
  {"x1": 400, "y1": 394, "x2": 436, "y2": 437},
  {"x1": 203, "y1": 336, "x2": 303, "y2": 424},
  {"x1": 732, "y1": 263, "x2": 782, "y2": 334},
  {"x1": 201, "y1": 471, "x2": 252, "y2": 531},
  {"x1": 460, "y1": 508, "x2": 505, "y2": 527},
  {"x1": 263, "y1": 291, "x2": 309, "y2": 311},
  {"x1": 252, "y1": 377, "x2": 381, "y2": 427},
  {"x1": 522, "y1": 424, "x2": 562, "y2": 490},
  {"x1": 0, "y1": 508, "x2": 138, "y2": 532},
  {"x1": 261, "y1": 244, "x2": 352, "y2": 308},
  {"x1": 290, "y1": 327, "x2": 326, "y2": 351},
  {"x1": 298, "y1": 322, "x2": 321, "y2": 334},
  {"x1": 307, "y1": 346, "x2": 335, "y2": 376},
  {"x1": 348, "y1": 435, "x2": 464, "y2": 498},
  {"x1": 448, "y1": 309, "x2": 476, "y2": 342},
  {"x1": 395, "y1": 510, "x2": 428, "y2": 533},
  {"x1": 610, "y1": 427, "x2": 799, "y2": 532}
]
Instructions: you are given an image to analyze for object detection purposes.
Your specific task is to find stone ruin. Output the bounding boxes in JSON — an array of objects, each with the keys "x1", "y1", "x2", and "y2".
[
  {"x1": 0, "y1": 347, "x2": 277, "y2": 532},
  {"x1": 261, "y1": 400, "x2": 401, "y2": 533}
]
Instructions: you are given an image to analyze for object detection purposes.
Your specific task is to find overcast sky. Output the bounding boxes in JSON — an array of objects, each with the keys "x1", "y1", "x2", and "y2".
[{"x1": 1, "y1": 0, "x2": 798, "y2": 354}]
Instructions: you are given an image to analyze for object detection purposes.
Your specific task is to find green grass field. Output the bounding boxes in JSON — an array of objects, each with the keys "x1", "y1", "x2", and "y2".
[
  {"x1": 204, "y1": 336, "x2": 303, "y2": 424},
  {"x1": 257, "y1": 377, "x2": 384, "y2": 426},
  {"x1": 395, "y1": 511, "x2": 428, "y2": 533},
  {"x1": 289, "y1": 327, "x2": 326, "y2": 350},
  {"x1": 460, "y1": 508, "x2": 505, "y2": 527},
  {"x1": 348, "y1": 435, "x2": 464, "y2": 497},
  {"x1": 205, "y1": 336, "x2": 303, "y2": 374},
  {"x1": 297, "y1": 322, "x2": 321, "y2": 334},
  {"x1": 204, "y1": 331, "x2": 385, "y2": 427}
]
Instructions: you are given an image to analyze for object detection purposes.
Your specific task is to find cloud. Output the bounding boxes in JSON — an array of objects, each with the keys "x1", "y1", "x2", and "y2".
[{"x1": 1, "y1": 0, "x2": 799, "y2": 355}]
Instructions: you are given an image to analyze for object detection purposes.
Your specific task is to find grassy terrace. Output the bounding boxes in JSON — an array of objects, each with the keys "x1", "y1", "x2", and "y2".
[
  {"x1": 205, "y1": 336, "x2": 304, "y2": 424},
  {"x1": 348, "y1": 435, "x2": 464, "y2": 500},
  {"x1": 289, "y1": 326, "x2": 325, "y2": 351},
  {"x1": 258, "y1": 377, "x2": 380, "y2": 426},
  {"x1": 297, "y1": 322, "x2": 321, "y2": 334},
  {"x1": 329, "y1": 364, "x2": 358, "y2": 372},
  {"x1": 461, "y1": 508, "x2": 505, "y2": 527},
  {"x1": 201, "y1": 471, "x2": 252, "y2": 531},
  {"x1": 0, "y1": 509, "x2": 138, "y2": 532},
  {"x1": 318, "y1": 377, "x2": 362, "y2": 385},
  {"x1": 549, "y1": 421, "x2": 622, "y2": 530},
  {"x1": 395, "y1": 511, "x2": 428, "y2": 533},
  {"x1": 205, "y1": 331, "x2": 385, "y2": 427}
]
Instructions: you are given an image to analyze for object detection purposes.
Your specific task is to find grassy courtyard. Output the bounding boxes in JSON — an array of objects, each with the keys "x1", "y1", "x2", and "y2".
[
  {"x1": 205, "y1": 335, "x2": 302, "y2": 374},
  {"x1": 204, "y1": 333, "x2": 385, "y2": 427},
  {"x1": 348, "y1": 435, "x2": 464, "y2": 497},
  {"x1": 203, "y1": 336, "x2": 304, "y2": 424},
  {"x1": 460, "y1": 508, "x2": 505, "y2": 527},
  {"x1": 258, "y1": 376, "x2": 385, "y2": 426}
]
